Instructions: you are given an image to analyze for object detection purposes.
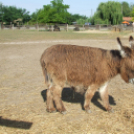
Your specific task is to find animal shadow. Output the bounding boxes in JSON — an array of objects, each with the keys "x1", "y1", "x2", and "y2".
[
  {"x1": 91, "y1": 91, "x2": 116, "y2": 111},
  {"x1": 0, "y1": 116, "x2": 32, "y2": 129},
  {"x1": 41, "y1": 88, "x2": 116, "y2": 111}
]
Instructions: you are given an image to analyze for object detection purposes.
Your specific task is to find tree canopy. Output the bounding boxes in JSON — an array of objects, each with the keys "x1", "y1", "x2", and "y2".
[
  {"x1": 37, "y1": 0, "x2": 70, "y2": 24},
  {"x1": 98, "y1": 1, "x2": 122, "y2": 24},
  {"x1": 31, "y1": 0, "x2": 134, "y2": 25},
  {"x1": 0, "y1": 3, "x2": 3, "y2": 22},
  {"x1": 131, "y1": 7, "x2": 134, "y2": 21},
  {"x1": 1, "y1": 0, "x2": 134, "y2": 25},
  {"x1": 121, "y1": 2, "x2": 131, "y2": 17},
  {"x1": 0, "y1": 3, "x2": 30, "y2": 24},
  {"x1": 29, "y1": 0, "x2": 88, "y2": 24}
]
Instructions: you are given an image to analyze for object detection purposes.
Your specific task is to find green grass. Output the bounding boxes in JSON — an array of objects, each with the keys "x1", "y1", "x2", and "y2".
[{"x1": 0, "y1": 29, "x2": 133, "y2": 43}]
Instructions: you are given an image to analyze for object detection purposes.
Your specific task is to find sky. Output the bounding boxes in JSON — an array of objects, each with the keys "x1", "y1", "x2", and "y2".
[{"x1": 0, "y1": 0, "x2": 134, "y2": 17}]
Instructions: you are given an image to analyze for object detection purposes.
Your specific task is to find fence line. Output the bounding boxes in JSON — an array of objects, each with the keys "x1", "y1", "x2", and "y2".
[{"x1": 0, "y1": 23, "x2": 133, "y2": 32}]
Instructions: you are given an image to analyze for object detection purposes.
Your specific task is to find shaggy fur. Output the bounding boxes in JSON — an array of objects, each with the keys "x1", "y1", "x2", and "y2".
[{"x1": 40, "y1": 36, "x2": 134, "y2": 114}]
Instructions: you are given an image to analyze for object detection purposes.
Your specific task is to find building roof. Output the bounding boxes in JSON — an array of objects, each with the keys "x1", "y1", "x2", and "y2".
[{"x1": 123, "y1": 17, "x2": 132, "y2": 22}]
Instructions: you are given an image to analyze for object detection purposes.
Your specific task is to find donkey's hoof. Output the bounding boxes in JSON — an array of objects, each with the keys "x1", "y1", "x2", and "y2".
[
  {"x1": 61, "y1": 111, "x2": 67, "y2": 115},
  {"x1": 108, "y1": 109, "x2": 114, "y2": 113},
  {"x1": 86, "y1": 110, "x2": 92, "y2": 113},
  {"x1": 51, "y1": 110, "x2": 57, "y2": 113},
  {"x1": 46, "y1": 109, "x2": 56, "y2": 113}
]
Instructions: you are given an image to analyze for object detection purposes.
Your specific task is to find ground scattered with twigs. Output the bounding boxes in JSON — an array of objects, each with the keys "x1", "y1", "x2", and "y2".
[{"x1": 0, "y1": 35, "x2": 134, "y2": 133}]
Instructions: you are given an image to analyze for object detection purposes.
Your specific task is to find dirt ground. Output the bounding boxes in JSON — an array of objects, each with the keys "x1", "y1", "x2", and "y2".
[
  {"x1": 75, "y1": 29, "x2": 111, "y2": 34},
  {"x1": 0, "y1": 37, "x2": 134, "y2": 134}
]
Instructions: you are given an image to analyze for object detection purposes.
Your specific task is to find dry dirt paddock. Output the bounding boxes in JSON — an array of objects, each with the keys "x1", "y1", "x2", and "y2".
[{"x1": 0, "y1": 36, "x2": 134, "y2": 133}]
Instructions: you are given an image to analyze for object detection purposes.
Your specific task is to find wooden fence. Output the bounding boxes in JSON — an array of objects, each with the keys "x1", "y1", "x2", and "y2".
[
  {"x1": 0, "y1": 24, "x2": 68, "y2": 31},
  {"x1": 0, "y1": 23, "x2": 133, "y2": 32}
]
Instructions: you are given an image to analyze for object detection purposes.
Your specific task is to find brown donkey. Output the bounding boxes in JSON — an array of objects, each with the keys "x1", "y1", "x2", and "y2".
[{"x1": 40, "y1": 36, "x2": 134, "y2": 114}]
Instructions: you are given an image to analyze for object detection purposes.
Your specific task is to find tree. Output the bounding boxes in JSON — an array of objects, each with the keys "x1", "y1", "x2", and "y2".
[
  {"x1": 0, "y1": 3, "x2": 3, "y2": 22},
  {"x1": 131, "y1": 7, "x2": 134, "y2": 21},
  {"x1": 121, "y1": 2, "x2": 131, "y2": 17},
  {"x1": 1, "y1": 5, "x2": 30, "y2": 24},
  {"x1": 76, "y1": 18, "x2": 90, "y2": 25},
  {"x1": 18, "y1": 8, "x2": 31, "y2": 23},
  {"x1": 37, "y1": 0, "x2": 70, "y2": 24},
  {"x1": 94, "y1": 1, "x2": 122, "y2": 25},
  {"x1": 29, "y1": 0, "x2": 88, "y2": 24},
  {"x1": 71, "y1": 14, "x2": 87, "y2": 22},
  {"x1": 130, "y1": 3, "x2": 134, "y2": 13},
  {"x1": 53, "y1": 0, "x2": 63, "y2": 3},
  {"x1": 29, "y1": 10, "x2": 40, "y2": 24}
]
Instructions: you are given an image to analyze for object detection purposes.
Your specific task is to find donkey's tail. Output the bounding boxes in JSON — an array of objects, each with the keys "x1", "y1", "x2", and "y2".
[{"x1": 40, "y1": 56, "x2": 48, "y2": 85}]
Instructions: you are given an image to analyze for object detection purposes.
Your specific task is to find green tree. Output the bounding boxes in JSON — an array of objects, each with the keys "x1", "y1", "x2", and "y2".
[
  {"x1": 131, "y1": 7, "x2": 134, "y2": 21},
  {"x1": 37, "y1": 0, "x2": 70, "y2": 24},
  {"x1": 121, "y1": 2, "x2": 131, "y2": 17},
  {"x1": 0, "y1": 3, "x2": 3, "y2": 22},
  {"x1": 71, "y1": 14, "x2": 87, "y2": 22},
  {"x1": 29, "y1": 0, "x2": 88, "y2": 24},
  {"x1": 19, "y1": 8, "x2": 31, "y2": 23},
  {"x1": 2, "y1": 5, "x2": 30, "y2": 24},
  {"x1": 53, "y1": 0, "x2": 63, "y2": 3},
  {"x1": 29, "y1": 10, "x2": 40, "y2": 24},
  {"x1": 130, "y1": 3, "x2": 134, "y2": 17},
  {"x1": 130, "y1": 3, "x2": 134, "y2": 12},
  {"x1": 94, "y1": 1, "x2": 122, "y2": 25},
  {"x1": 76, "y1": 18, "x2": 90, "y2": 25}
]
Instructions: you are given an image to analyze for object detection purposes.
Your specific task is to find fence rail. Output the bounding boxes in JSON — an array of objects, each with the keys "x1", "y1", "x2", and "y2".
[{"x1": 0, "y1": 23, "x2": 133, "y2": 32}]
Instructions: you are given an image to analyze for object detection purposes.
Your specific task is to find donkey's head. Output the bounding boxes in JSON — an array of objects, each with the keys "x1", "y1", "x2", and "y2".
[{"x1": 117, "y1": 36, "x2": 134, "y2": 84}]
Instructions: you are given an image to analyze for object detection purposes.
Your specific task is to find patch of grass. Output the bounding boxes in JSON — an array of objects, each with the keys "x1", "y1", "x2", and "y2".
[{"x1": 0, "y1": 29, "x2": 133, "y2": 43}]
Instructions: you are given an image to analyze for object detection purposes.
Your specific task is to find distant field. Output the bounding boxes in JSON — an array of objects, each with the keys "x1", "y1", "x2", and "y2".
[{"x1": 0, "y1": 29, "x2": 133, "y2": 43}]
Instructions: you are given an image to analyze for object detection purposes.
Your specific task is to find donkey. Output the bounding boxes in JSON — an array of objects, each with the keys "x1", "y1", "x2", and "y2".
[{"x1": 40, "y1": 36, "x2": 134, "y2": 114}]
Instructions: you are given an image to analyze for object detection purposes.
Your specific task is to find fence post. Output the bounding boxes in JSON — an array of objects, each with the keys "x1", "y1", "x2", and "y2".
[
  {"x1": 83, "y1": 25, "x2": 84, "y2": 30},
  {"x1": 37, "y1": 22, "x2": 39, "y2": 31},
  {"x1": 66, "y1": 24, "x2": 68, "y2": 32},
  {"x1": 132, "y1": 22, "x2": 134, "y2": 32},
  {"x1": 52, "y1": 25, "x2": 53, "y2": 32},
  {"x1": 1, "y1": 23, "x2": 5, "y2": 30},
  {"x1": 10, "y1": 22, "x2": 12, "y2": 29},
  {"x1": 96, "y1": 24, "x2": 101, "y2": 30},
  {"x1": 12, "y1": 24, "x2": 14, "y2": 30},
  {"x1": 0, "y1": 22, "x2": 1, "y2": 30}
]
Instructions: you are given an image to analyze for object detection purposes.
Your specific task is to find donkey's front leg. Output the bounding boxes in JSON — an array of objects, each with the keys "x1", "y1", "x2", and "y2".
[
  {"x1": 99, "y1": 82, "x2": 113, "y2": 112},
  {"x1": 84, "y1": 85, "x2": 98, "y2": 113}
]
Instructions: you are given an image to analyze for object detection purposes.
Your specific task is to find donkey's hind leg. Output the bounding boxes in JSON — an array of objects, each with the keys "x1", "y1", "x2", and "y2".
[
  {"x1": 46, "y1": 89, "x2": 56, "y2": 113},
  {"x1": 50, "y1": 85, "x2": 66, "y2": 114}
]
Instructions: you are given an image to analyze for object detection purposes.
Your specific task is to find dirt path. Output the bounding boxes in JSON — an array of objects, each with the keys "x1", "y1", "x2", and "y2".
[
  {"x1": 0, "y1": 39, "x2": 116, "y2": 45},
  {"x1": 0, "y1": 39, "x2": 134, "y2": 133},
  {"x1": 75, "y1": 29, "x2": 111, "y2": 34}
]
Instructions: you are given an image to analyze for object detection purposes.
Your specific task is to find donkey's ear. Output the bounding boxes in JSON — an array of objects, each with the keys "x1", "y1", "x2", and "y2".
[
  {"x1": 117, "y1": 37, "x2": 123, "y2": 49},
  {"x1": 117, "y1": 37, "x2": 127, "y2": 58},
  {"x1": 129, "y1": 36, "x2": 134, "y2": 49}
]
